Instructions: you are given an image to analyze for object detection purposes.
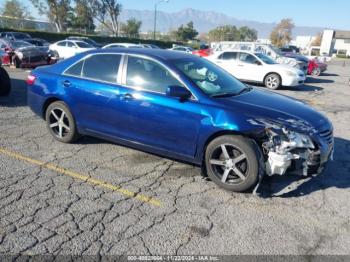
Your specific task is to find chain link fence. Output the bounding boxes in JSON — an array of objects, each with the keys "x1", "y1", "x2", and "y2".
[{"x1": 0, "y1": 15, "x2": 57, "y2": 32}]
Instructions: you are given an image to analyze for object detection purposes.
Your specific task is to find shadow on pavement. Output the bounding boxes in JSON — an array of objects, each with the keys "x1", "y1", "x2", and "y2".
[
  {"x1": 0, "y1": 78, "x2": 27, "y2": 107},
  {"x1": 305, "y1": 77, "x2": 335, "y2": 84},
  {"x1": 259, "y1": 137, "x2": 350, "y2": 198}
]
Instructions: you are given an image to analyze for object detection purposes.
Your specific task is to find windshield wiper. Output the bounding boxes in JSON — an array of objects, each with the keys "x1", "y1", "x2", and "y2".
[
  {"x1": 211, "y1": 92, "x2": 238, "y2": 98},
  {"x1": 212, "y1": 86, "x2": 253, "y2": 98},
  {"x1": 236, "y1": 86, "x2": 253, "y2": 95}
]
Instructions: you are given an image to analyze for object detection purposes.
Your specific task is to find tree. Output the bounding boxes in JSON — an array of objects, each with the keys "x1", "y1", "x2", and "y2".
[
  {"x1": 270, "y1": 18, "x2": 294, "y2": 47},
  {"x1": 121, "y1": 18, "x2": 142, "y2": 38},
  {"x1": 174, "y1": 21, "x2": 198, "y2": 42},
  {"x1": 30, "y1": 0, "x2": 72, "y2": 32},
  {"x1": 311, "y1": 32, "x2": 323, "y2": 46},
  {"x1": 1, "y1": 0, "x2": 28, "y2": 19},
  {"x1": 208, "y1": 25, "x2": 239, "y2": 42},
  {"x1": 238, "y1": 26, "x2": 257, "y2": 41},
  {"x1": 71, "y1": 0, "x2": 95, "y2": 33},
  {"x1": 88, "y1": 0, "x2": 122, "y2": 36}
]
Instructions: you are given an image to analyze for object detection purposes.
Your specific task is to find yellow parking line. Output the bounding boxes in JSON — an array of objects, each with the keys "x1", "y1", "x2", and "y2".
[{"x1": 0, "y1": 147, "x2": 162, "y2": 207}]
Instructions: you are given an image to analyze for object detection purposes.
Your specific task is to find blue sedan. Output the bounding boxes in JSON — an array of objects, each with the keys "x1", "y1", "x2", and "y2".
[{"x1": 27, "y1": 48, "x2": 334, "y2": 192}]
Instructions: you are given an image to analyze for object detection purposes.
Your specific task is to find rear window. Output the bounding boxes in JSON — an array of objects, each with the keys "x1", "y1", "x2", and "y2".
[
  {"x1": 82, "y1": 54, "x2": 121, "y2": 83},
  {"x1": 65, "y1": 60, "x2": 84, "y2": 76},
  {"x1": 218, "y1": 52, "x2": 237, "y2": 60}
]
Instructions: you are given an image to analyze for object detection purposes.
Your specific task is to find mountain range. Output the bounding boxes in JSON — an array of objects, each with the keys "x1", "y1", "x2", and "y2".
[{"x1": 119, "y1": 8, "x2": 326, "y2": 38}]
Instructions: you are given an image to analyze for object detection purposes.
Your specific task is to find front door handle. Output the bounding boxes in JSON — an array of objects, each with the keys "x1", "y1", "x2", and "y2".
[{"x1": 121, "y1": 93, "x2": 134, "y2": 100}]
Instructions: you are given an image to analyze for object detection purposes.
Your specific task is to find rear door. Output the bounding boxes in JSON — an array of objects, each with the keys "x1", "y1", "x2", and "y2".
[
  {"x1": 216, "y1": 51, "x2": 239, "y2": 77},
  {"x1": 62, "y1": 53, "x2": 131, "y2": 139}
]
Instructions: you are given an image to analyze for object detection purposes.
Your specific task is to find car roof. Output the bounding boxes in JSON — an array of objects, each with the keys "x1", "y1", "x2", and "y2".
[{"x1": 80, "y1": 48, "x2": 195, "y2": 60}]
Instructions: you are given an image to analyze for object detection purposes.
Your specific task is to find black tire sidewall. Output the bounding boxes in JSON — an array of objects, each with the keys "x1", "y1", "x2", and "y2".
[
  {"x1": 0, "y1": 67, "x2": 11, "y2": 96},
  {"x1": 45, "y1": 101, "x2": 79, "y2": 143},
  {"x1": 205, "y1": 135, "x2": 259, "y2": 192},
  {"x1": 264, "y1": 73, "x2": 281, "y2": 90}
]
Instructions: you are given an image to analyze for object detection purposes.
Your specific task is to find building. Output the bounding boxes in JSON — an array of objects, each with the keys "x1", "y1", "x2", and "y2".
[{"x1": 320, "y1": 30, "x2": 350, "y2": 57}]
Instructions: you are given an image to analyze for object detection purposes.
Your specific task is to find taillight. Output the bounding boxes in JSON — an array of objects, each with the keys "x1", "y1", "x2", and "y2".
[{"x1": 26, "y1": 74, "x2": 36, "y2": 85}]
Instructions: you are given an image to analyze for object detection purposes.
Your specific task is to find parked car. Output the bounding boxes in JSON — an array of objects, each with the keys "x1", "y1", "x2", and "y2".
[
  {"x1": 27, "y1": 49, "x2": 333, "y2": 192},
  {"x1": 66, "y1": 36, "x2": 102, "y2": 48},
  {"x1": 283, "y1": 52, "x2": 327, "y2": 76},
  {"x1": 22, "y1": 38, "x2": 59, "y2": 64},
  {"x1": 102, "y1": 43, "x2": 143, "y2": 49},
  {"x1": 192, "y1": 45, "x2": 212, "y2": 57},
  {"x1": 212, "y1": 41, "x2": 308, "y2": 74},
  {"x1": 208, "y1": 50, "x2": 305, "y2": 89},
  {"x1": 0, "y1": 39, "x2": 55, "y2": 68},
  {"x1": 0, "y1": 31, "x2": 31, "y2": 41},
  {"x1": 0, "y1": 50, "x2": 11, "y2": 96},
  {"x1": 168, "y1": 46, "x2": 194, "y2": 53},
  {"x1": 49, "y1": 40, "x2": 95, "y2": 59},
  {"x1": 22, "y1": 38, "x2": 49, "y2": 47}
]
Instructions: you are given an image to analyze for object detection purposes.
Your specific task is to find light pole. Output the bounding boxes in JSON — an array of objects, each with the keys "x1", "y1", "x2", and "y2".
[{"x1": 154, "y1": 0, "x2": 169, "y2": 40}]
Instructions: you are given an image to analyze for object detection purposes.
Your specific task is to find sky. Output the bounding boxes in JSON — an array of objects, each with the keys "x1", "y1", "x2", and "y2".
[{"x1": 1, "y1": 0, "x2": 350, "y2": 30}]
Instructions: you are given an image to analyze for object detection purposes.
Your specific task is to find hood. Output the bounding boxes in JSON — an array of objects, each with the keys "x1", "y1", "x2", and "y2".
[{"x1": 217, "y1": 88, "x2": 329, "y2": 133}]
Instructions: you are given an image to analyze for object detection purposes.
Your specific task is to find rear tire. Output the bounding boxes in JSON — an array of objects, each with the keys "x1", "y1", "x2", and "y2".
[
  {"x1": 205, "y1": 135, "x2": 259, "y2": 192},
  {"x1": 264, "y1": 73, "x2": 281, "y2": 90},
  {"x1": 45, "y1": 101, "x2": 79, "y2": 143},
  {"x1": 0, "y1": 67, "x2": 11, "y2": 96}
]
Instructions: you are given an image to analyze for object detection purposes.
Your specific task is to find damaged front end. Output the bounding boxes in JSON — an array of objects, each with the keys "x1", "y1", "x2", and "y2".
[
  {"x1": 263, "y1": 128, "x2": 319, "y2": 176},
  {"x1": 250, "y1": 118, "x2": 334, "y2": 178}
]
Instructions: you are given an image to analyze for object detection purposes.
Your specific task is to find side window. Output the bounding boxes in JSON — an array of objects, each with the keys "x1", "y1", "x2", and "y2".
[
  {"x1": 65, "y1": 60, "x2": 84, "y2": 76},
  {"x1": 126, "y1": 56, "x2": 182, "y2": 94},
  {"x1": 57, "y1": 41, "x2": 66, "y2": 47},
  {"x1": 67, "y1": 41, "x2": 75, "y2": 48},
  {"x1": 218, "y1": 52, "x2": 237, "y2": 60},
  {"x1": 82, "y1": 54, "x2": 121, "y2": 83},
  {"x1": 239, "y1": 53, "x2": 258, "y2": 64}
]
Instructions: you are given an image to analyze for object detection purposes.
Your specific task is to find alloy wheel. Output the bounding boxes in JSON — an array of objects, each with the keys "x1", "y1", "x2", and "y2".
[
  {"x1": 48, "y1": 108, "x2": 71, "y2": 138},
  {"x1": 266, "y1": 75, "x2": 279, "y2": 89},
  {"x1": 209, "y1": 144, "x2": 249, "y2": 184}
]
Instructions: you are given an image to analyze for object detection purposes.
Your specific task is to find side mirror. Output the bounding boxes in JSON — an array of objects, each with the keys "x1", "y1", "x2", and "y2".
[
  {"x1": 254, "y1": 60, "x2": 262, "y2": 65},
  {"x1": 166, "y1": 85, "x2": 192, "y2": 101}
]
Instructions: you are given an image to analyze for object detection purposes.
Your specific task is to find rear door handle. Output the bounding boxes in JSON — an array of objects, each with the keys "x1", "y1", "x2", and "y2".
[
  {"x1": 63, "y1": 80, "x2": 71, "y2": 88},
  {"x1": 238, "y1": 64, "x2": 244, "y2": 67}
]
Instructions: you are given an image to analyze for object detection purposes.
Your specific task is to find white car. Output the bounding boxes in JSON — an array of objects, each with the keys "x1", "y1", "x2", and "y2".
[
  {"x1": 168, "y1": 46, "x2": 194, "y2": 53},
  {"x1": 49, "y1": 40, "x2": 95, "y2": 59},
  {"x1": 102, "y1": 43, "x2": 143, "y2": 49},
  {"x1": 207, "y1": 50, "x2": 306, "y2": 89}
]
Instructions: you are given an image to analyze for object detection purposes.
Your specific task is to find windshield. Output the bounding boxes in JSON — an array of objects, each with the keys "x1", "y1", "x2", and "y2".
[
  {"x1": 76, "y1": 42, "x2": 93, "y2": 48},
  {"x1": 11, "y1": 41, "x2": 34, "y2": 49},
  {"x1": 171, "y1": 57, "x2": 247, "y2": 96},
  {"x1": 254, "y1": 53, "x2": 277, "y2": 64},
  {"x1": 84, "y1": 39, "x2": 98, "y2": 46}
]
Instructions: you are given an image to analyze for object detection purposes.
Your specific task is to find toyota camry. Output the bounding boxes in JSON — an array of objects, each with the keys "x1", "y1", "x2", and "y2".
[{"x1": 27, "y1": 49, "x2": 334, "y2": 192}]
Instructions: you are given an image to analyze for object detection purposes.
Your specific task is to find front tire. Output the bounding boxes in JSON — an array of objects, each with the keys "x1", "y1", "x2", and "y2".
[
  {"x1": 264, "y1": 73, "x2": 281, "y2": 90},
  {"x1": 0, "y1": 67, "x2": 11, "y2": 96},
  {"x1": 205, "y1": 135, "x2": 259, "y2": 192},
  {"x1": 311, "y1": 68, "x2": 321, "y2": 76},
  {"x1": 45, "y1": 101, "x2": 79, "y2": 143}
]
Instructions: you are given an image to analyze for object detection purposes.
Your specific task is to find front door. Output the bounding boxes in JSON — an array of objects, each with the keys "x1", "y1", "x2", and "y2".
[{"x1": 119, "y1": 55, "x2": 203, "y2": 157}]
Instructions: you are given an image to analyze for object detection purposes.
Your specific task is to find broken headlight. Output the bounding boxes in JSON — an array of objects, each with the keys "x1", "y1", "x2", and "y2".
[{"x1": 263, "y1": 127, "x2": 315, "y2": 176}]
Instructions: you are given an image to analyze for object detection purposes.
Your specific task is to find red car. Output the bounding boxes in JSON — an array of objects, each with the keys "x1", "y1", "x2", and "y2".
[
  {"x1": 192, "y1": 45, "x2": 212, "y2": 57},
  {"x1": 308, "y1": 59, "x2": 327, "y2": 76}
]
